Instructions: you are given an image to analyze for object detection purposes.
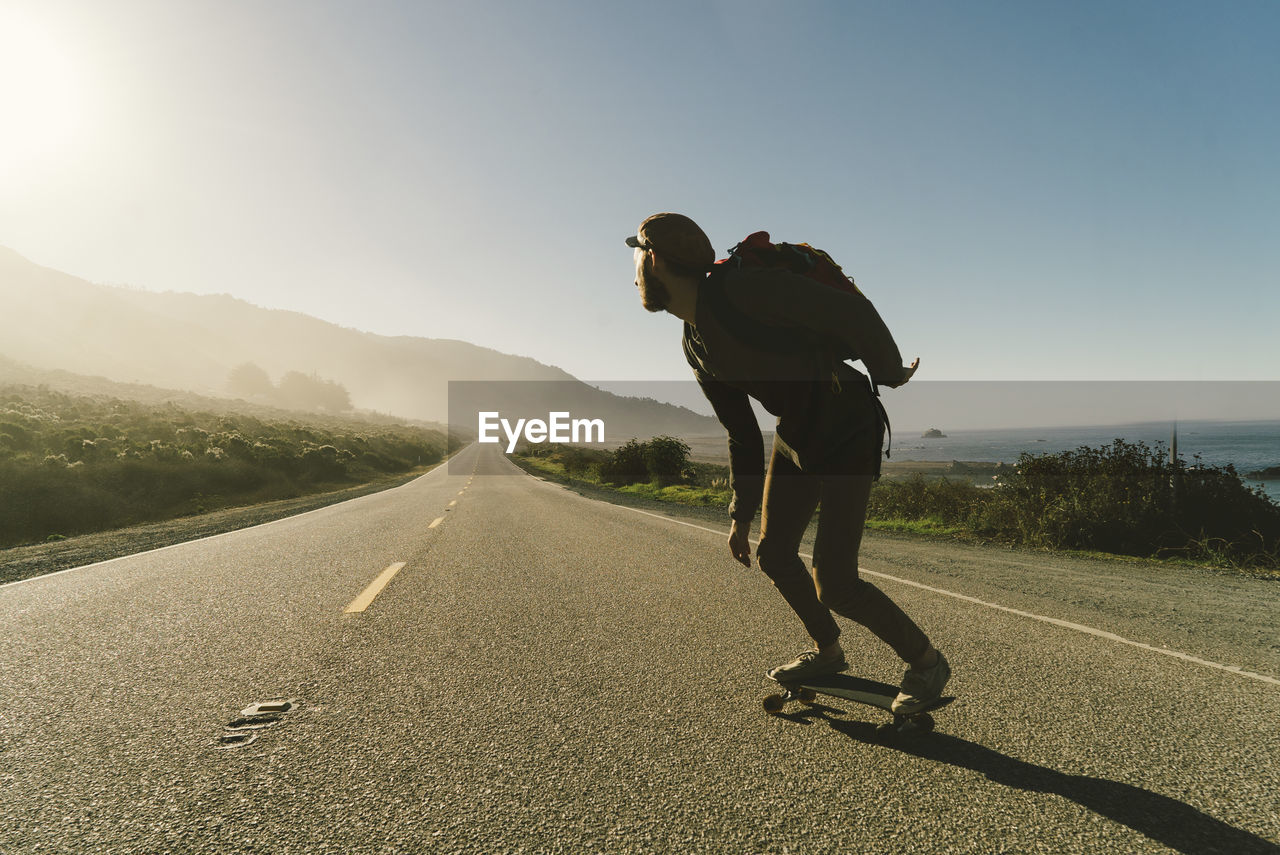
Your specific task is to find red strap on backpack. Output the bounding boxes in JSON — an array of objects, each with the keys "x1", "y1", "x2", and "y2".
[{"x1": 714, "y1": 231, "x2": 863, "y2": 297}]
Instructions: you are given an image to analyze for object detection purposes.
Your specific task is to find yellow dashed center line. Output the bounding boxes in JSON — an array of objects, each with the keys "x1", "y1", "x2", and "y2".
[
  {"x1": 428, "y1": 517, "x2": 444, "y2": 529},
  {"x1": 344, "y1": 562, "x2": 406, "y2": 614}
]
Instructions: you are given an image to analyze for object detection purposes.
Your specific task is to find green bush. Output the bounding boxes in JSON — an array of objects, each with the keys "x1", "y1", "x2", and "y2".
[
  {"x1": 599, "y1": 438, "x2": 650, "y2": 485},
  {"x1": 866, "y1": 439, "x2": 1280, "y2": 569},
  {"x1": 560, "y1": 446, "x2": 596, "y2": 478},
  {"x1": 869, "y1": 476, "x2": 990, "y2": 528},
  {"x1": 0, "y1": 385, "x2": 445, "y2": 547},
  {"x1": 644, "y1": 435, "x2": 692, "y2": 486},
  {"x1": 592, "y1": 436, "x2": 694, "y2": 487},
  {"x1": 982, "y1": 440, "x2": 1280, "y2": 566}
]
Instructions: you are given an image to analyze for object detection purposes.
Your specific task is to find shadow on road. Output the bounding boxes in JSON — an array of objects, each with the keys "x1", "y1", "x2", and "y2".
[{"x1": 783, "y1": 707, "x2": 1275, "y2": 855}]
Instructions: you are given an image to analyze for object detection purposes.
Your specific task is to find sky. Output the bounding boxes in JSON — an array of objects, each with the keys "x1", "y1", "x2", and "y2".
[{"x1": 3, "y1": 0, "x2": 1278, "y2": 388}]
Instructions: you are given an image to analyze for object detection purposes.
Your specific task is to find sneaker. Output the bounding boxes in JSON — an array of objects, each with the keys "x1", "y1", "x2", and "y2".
[
  {"x1": 766, "y1": 648, "x2": 848, "y2": 683},
  {"x1": 892, "y1": 650, "x2": 951, "y2": 714}
]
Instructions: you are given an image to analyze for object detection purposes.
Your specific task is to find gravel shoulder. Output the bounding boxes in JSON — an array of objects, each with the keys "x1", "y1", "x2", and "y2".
[{"x1": 527, "y1": 467, "x2": 1280, "y2": 682}]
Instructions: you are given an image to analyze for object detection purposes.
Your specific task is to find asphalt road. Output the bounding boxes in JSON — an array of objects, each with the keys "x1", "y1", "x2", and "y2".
[{"x1": 2, "y1": 442, "x2": 1277, "y2": 854}]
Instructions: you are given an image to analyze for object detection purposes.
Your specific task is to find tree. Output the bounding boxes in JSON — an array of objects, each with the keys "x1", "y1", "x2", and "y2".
[
  {"x1": 226, "y1": 363, "x2": 274, "y2": 399},
  {"x1": 277, "y1": 371, "x2": 352, "y2": 413}
]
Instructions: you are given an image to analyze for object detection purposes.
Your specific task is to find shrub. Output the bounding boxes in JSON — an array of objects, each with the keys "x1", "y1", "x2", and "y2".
[
  {"x1": 861, "y1": 439, "x2": 1279, "y2": 570},
  {"x1": 984, "y1": 440, "x2": 1280, "y2": 567},
  {"x1": 644, "y1": 435, "x2": 692, "y2": 486},
  {"x1": 560, "y1": 446, "x2": 596, "y2": 477},
  {"x1": 869, "y1": 476, "x2": 989, "y2": 528},
  {"x1": 0, "y1": 384, "x2": 446, "y2": 546},
  {"x1": 599, "y1": 439, "x2": 650, "y2": 485}
]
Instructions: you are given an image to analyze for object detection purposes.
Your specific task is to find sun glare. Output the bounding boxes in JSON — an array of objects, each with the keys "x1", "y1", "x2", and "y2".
[{"x1": 0, "y1": 8, "x2": 87, "y2": 178}]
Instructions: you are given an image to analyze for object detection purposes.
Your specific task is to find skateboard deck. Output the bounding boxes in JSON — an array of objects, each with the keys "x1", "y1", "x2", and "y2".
[{"x1": 764, "y1": 673, "x2": 955, "y2": 735}]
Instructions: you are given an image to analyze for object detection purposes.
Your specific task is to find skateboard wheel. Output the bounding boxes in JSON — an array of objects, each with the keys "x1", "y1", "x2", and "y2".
[
  {"x1": 798, "y1": 688, "x2": 817, "y2": 704},
  {"x1": 763, "y1": 694, "x2": 786, "y2": 714}
]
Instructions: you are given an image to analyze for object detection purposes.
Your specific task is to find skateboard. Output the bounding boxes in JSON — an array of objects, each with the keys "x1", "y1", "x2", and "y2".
[{"x1": 763, "y1": 673, "x2": 955, "y2": 735}]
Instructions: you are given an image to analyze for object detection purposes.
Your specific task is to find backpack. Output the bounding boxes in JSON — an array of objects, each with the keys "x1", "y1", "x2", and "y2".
[
  {"x1": 713, "y1": 231, "x2": 865, "y2": 299},
  {"x1": 704, "y1": 231, "x2": 880, "y2": 364},
  {"x1": 703, "y1": 230, "x2": 896, "y2": 457}
]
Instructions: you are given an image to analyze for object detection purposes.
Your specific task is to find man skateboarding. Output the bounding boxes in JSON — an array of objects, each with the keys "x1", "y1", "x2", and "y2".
[{"x1": 626, "y1": 212, "x2": 950, "y2": 714}]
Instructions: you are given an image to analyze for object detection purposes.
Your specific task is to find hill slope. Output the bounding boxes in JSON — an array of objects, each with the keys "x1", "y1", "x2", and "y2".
[{"x1": 0, "y1": 247, "x2": 716, "y2": 437}]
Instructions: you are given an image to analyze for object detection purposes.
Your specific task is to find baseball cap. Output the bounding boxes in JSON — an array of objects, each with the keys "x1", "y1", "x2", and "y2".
[{"x1": 625, "y1": 213, "x2": 715, "y2": 272}]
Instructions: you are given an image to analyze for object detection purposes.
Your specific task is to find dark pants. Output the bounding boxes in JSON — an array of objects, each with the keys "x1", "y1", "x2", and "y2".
[{"x1": 756, "y1": 437, "x2": 930, "y2": 663}]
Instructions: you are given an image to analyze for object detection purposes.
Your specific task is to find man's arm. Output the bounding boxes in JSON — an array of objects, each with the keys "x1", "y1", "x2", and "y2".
[
  {"x1": 742, "y1": 270, "x2": 917, "y2": 388},
  {"x1": 695, "y1": 371, "x2": 765, "y2": 529}
]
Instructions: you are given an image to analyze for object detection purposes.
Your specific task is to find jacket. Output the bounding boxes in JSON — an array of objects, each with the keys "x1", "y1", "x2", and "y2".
[{"x1": 682, "y1": 264, "x2": 908, "y2": 525}]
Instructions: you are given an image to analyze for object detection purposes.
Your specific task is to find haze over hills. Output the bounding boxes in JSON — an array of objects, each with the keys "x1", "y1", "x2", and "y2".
[
  {"x1": 7, "y1": 246, "x2": 1276, "y2": 438},
  {"x1": 0, "y1": 246, "x2": 718, "y2": 439}
]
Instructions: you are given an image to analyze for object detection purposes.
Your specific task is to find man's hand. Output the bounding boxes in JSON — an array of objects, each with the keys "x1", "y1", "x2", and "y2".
[
  {"x1": 885, "y1": 358, "x2": 920, "y2": 388},
  {"x1": 728, "y1": 519, "x2": 752, "y2": 567}
]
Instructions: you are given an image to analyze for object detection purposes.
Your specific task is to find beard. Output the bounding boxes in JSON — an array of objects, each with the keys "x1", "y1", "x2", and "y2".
[{"x1": 636, "y1": 266, "x2": 671, "y2": 313}]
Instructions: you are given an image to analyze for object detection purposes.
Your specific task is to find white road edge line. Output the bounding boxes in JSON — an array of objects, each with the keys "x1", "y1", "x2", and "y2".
[
  {"x1": 344, "y1": 562, "x2": 407, "y2": 614},
  {"x1": 612, "y1": 504, "x2": 1280, "y2": 687}
]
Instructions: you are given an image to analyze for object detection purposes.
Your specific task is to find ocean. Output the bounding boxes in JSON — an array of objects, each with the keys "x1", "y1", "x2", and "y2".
[{"x1": 893, "y1": 420, "x2": 1280, "y2": 503}]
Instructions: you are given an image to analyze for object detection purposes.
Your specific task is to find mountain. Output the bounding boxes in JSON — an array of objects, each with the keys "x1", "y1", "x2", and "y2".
[{"x1": 0, "y1": 247, "x2": 718, "y2": 438}]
